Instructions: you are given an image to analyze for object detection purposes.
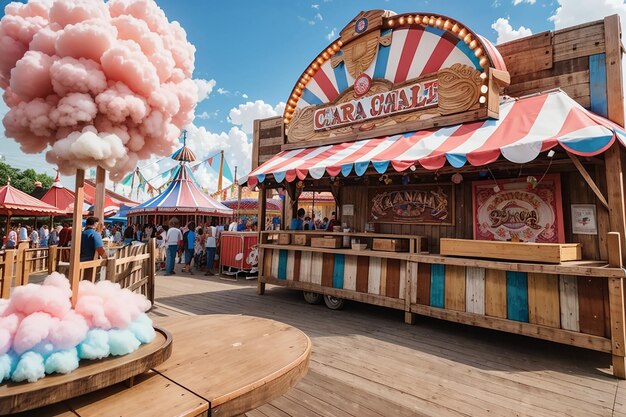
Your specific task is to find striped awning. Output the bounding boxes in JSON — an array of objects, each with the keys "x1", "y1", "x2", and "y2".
[{"x1": 247, "y1": 90, "x2": 626, "y2": 187}]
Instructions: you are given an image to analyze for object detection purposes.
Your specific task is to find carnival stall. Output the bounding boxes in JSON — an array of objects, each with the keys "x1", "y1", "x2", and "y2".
[
  {"x1": 246, "y1": 10, "x2": 626, "y2": 378},
  {"x1": 128, "y1": 143, "x2": 233, "y2": 227}
]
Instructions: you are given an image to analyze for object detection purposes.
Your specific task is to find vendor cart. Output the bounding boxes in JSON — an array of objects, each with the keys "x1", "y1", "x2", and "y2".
[{"x1": 219, "y1": 231, "x2": 259, "y2": 279}]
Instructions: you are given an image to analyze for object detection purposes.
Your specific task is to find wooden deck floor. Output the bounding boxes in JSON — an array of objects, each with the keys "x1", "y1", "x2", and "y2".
[{"x1": 153, "y1": 272, "x2": 626, "y2": 417}]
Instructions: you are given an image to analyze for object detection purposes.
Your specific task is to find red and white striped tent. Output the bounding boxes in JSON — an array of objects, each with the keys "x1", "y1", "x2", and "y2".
[{"x1": 247, "y1": 90, "x2": 626, "y2": 187}]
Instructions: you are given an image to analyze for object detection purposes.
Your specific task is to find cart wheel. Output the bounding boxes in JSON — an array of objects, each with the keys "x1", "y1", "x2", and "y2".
[
  {"x1": 303, "y1": 291, "x2": 323, "y2": 304},
  {"x1": 323, "y1": 295, "x2": 345, "y2": 310}
]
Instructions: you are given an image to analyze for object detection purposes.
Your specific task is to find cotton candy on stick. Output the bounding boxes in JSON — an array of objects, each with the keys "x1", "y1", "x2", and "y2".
[{"x1": 0, "y1": 0, "x2": 198, "y2": 180}]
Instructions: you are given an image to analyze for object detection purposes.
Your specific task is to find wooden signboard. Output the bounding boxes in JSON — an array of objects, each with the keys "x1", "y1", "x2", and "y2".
[
  {"x1": 368, "y1": 185, "x2": 454, "y2": 225},
  {"x1": 472, "y1": 174, "x2": 565, "y2": 243}
]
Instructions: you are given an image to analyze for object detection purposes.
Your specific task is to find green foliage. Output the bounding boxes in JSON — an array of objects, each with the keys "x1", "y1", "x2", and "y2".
[{"x1": 0, "y1": 162, "x2": 54, "y2": 194}]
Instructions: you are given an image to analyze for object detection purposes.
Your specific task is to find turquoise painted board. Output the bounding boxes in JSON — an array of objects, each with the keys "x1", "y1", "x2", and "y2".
[
  {"x1": 277, "y1": 250, "x2": 288, "y2": 280},
  {"x1": 430, "y1": 264, "x2": 445, "y2": 308},
  {"x1": 333, "y1": 254, "x2": 345, "y2": 289},
  {"x1": 506, "y1": 271, "x2": 529, "y2": 322},
  {"x1": 589, "y1": 54, "x2": 608, "y2": 117}
]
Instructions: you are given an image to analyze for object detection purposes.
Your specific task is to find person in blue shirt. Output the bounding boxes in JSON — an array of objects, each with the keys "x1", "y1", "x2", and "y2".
[
  {"x1": 80, "y1": 217, "x2": 107, "y2": 262},
  {"x1": 290, "y1": 208, "x2": 305, "y2": 230},
  {"x1": 236, "y1": 219, "x2": 246, "y2": 232},
  {"x1": 183, "y1": 222, "x2": 196, "y2": 274},
  {"x1": 18, "y1": 224, "x2": 28, "y2": 242}
]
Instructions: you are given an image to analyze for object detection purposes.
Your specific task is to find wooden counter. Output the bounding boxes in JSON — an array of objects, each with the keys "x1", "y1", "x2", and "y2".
[{"x1": 17, "y1": 315, "x2": 311, "y2": 417}]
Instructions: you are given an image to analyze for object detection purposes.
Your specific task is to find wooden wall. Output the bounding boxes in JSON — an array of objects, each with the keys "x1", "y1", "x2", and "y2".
[
  {"x1": 252, "y1": 117, "x2": 283, "y2": 169},
  {"x1": 339, "y1": 167, "x2": 608, "y2": 260},
  {"x1": 497, "y1": 19, "x2": 605, "y2": 114}
]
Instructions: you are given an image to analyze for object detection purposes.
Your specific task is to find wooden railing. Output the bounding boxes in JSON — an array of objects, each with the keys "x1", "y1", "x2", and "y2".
[{"x1": 1, "y1": 239, "x2": 156, "y2": 303}]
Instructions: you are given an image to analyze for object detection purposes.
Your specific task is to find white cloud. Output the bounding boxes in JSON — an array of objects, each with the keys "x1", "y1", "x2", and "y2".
[
  {"x1": 549, "y1": 0, "x2": 626, "y2": 29},
  {"x1": 217, "y1": 87, "x2": 229, "y2": 95},
  {"x1": 196, "y1": 110, "x2": 219, "y2": 120},
  {"x1": 228, "y1": 100, "x2": 285, "y2": 135},
  {"x1": 513, "y1": 0, "x2": 536, "y2": 5},
  {"x1": 326, "y1": 28, "x2": 336, "y2": 40},
  {"x1": 184, "y1": 124, "x2": 252, "y2": 189},
  {"x1": 312, "y1": 4, "x2": 320, "y2": 9},
  {"x1": 194, "y1": 78, "x2": 216, "y2": 102},
  {"x1": 242, "y1": 93, "x2": 249, "y2": 99},
  {"x1": 315, "y1": 13, "x2": 323, "y2": 21},
  {"x1": 491, "y1": 18, "x2": 533, "y2": 44}
]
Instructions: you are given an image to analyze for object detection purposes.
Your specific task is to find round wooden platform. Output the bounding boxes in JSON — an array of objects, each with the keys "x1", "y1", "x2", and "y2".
[{"x1": 0, "y1": 326, "x2": 172, "y2": 415}]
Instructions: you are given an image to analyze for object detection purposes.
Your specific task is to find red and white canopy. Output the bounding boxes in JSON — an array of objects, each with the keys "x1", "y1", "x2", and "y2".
[{"x1": 247, "y1": 90, "x2": 626, "y2": 187}]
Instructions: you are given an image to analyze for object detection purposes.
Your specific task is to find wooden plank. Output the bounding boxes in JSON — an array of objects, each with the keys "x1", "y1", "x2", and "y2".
[
  {"x1": 385, "y1": 258, "x2": 401, "y2": 299},
  {"x1": 607, "y1": 232, "x2": 626, "y2": 379},
  {"x1": 292, "y1": 251, "x2": 301, "y2": 282},
  {"x1": 69, "y1": 169, "x2": 85, "y2": 306},
  {"x1": 379, "y1": 258, "x2": 388, "y2": 296},
  {"x1": 485, "y1": 269, "x2": 507, "y2": 319},
  {"x1": 310, "y1": 253, "x2": 323, "y2": 285},
  {"x1": 343, "y1": 255, "x2": 357, "y2": 291},
  {"x1": 465, "y1": 267, "x2": 485, "y2": 315},
  {"x1": 321, "y1": 253, "x2": 334, "y2": 287},
  {"x1": 503, "y1": 46, "x2": 553, "y2": 77},
  {"x1": 559, "y1": 275, "x2": 580, "y2": 332},
  {"x1": 527, "y1": 273, "x2": 561, "y2": 328},
  {"x1": 367, "y1": 257, "x2": 382, "y2": 295},
  {"x1": 271, "y1": 249, "x2": 280, "y2": 279},
  {"x1": 444, "y1": 265, "x2": 466, "y2": 312},
  {"x1": 506, "y1": 271, "x2": 529, "y2": 323},
  {"x1": 567, "y1": 152, "x2": 609, "y2": 210},
  {"x1": 355, "y1": 256, "x2": 369, "y2": 293},
  {"x1": 429, "y1": 264, "x2": 445, "y2": 308},
  {"x1": 332, "y1": 254, "x2": 345, "y2": 289},
  {"x1": 299, "y1": 251, "x2": 312, "y2": 283},
  {"x1": 578, "y1": 276, "x2": 607, "y2": 337},
  {"x1": 440, "y1": 238, "x2": 581, "y2": 263},
  {"x1": 496, "y1": 31, "x2": 552, "y2": 56},
  {"x1": 589, "y1": 53, "x2": 608, "y2": 117},
  {"x1": 416, "y1": 262, "x2": 431, "y2": 305},
  {"x1": 285, "y1": 250, "x2": 295, "y2": 281}
]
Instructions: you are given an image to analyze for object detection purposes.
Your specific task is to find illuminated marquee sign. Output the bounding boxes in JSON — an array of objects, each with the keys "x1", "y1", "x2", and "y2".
[{"x1": 313, "y1": 79, "x2": 438, "y2": 131}]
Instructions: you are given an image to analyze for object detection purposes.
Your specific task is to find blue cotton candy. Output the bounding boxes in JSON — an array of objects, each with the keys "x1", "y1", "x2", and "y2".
[
  {"x1": 77, "y1": 329, "x2": 110, "y2": 360},
  {"x1": 44, "y1": 348, "x2": 79, "y2": 375},
  {"x1": 31, "y1": 341, "x2": 56, "y2": 359},
  {"x1": 0, "y1": 354, "x2": 12, "y2": 382},
  {"x1": 12, "y1": 351, "x2": 45, "y2": 382},
  {"x1": 128, "y1": 314, "x2": 155, "y2": 344},
  {"x1": 108, "y1": 329, "x2": 140, "y2": 356}
]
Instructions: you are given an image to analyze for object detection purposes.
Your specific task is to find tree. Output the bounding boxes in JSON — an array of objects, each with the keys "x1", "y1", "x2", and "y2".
[{"x1": 0, "y1": 162, "x2": 54, "y2": 194}]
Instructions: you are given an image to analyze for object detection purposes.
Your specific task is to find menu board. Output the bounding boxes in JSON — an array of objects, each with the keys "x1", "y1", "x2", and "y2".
[
  {"x1": 472, "y1": 175, "x2": 564, "y2": 243},
  {"x1": 368, "y1": 185, "x2": 454, "y2": 225}
]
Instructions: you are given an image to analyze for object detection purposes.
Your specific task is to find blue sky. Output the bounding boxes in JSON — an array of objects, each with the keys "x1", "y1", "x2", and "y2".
[{"x1": 1, "y1": 0, "x2": 625, "y2": 193}]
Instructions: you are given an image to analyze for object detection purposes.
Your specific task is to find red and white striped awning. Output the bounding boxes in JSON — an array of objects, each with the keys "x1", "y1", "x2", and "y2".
[{"x1": 247, "y1": 90, "x2": 626, "y2": 187}]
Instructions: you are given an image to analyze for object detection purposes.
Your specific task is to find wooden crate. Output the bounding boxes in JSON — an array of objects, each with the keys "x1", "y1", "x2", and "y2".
[
  {"x1": 440, "y1": 238, "x2": 582, "y2": 264},
  {"x1": 372, "y1": 238, "x2": 409, "y2": 252},
  {"x1": 293, "y1": 234, "x2": 311, "y2": 246},
  {"x1": 310, "y1": 236, "x2": 342, "y2": 249},
  {"x1": 277, "y1": 234, "x2": 291, "y2": 245}
]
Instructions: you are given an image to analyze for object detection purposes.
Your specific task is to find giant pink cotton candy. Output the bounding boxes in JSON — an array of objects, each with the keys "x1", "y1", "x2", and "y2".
[
  {"x1": 13, "y1": 312, "x2": 57, "y2": 354},
  {"x1": 0, "y1": 0, "x2": 198, "y2": 180}
]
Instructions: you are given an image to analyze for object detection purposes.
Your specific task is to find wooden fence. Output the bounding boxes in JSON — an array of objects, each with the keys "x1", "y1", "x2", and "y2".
[{"x1": 0, "y1": 239, "x2": 156, "y2": 303}]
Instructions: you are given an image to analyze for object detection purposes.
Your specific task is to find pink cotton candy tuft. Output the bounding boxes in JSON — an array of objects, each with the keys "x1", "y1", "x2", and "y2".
[
  {"x1": 7, "y1": 281, "x2": 72, "y2": 318},
  {"x1": 0, "y1": 0, "x2": 198, "y2": 180},
  {"x1": 13, "y1": 312, "x2": 57, "y2": 354}
]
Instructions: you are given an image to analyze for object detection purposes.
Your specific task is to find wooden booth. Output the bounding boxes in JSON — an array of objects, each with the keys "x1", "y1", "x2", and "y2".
[{"x1": 246, "y1": 10, "x2": 626, "y2": 377}]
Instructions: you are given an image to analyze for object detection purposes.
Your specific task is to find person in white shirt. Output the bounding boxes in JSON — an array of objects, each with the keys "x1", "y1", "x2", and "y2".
[
  {"x1": 204, "y1": 225, "x2": 217, "y2": 276},
  {"x1": 228, "y1": 221, "x2": 237, "y2": 232},
  {"x1": 165, "y1": 220, "x2": 182, "y2": 275},
  {"x1": 113, "y1": 226, "x2": 122, "y2": 244},
  {"x1": 30, "y1": 228, "x2": 39, "y2": 249}
]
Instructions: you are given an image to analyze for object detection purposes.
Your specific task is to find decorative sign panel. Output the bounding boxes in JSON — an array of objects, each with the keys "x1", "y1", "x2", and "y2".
[
  {"x1": 369, "y1": 185, "x2": 454, "y2": 225},
  {"x1": 571, "y1": 204, "x2": 598, "y2": 235},
  {"x1": 472, "y1": 175, "x2": 565, "y2": 243}
]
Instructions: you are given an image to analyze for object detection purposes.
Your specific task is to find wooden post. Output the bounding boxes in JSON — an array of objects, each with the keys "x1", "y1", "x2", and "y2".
[
  {"x1": 604, "y1": 15, "x2": 626, "y2": 264},
  {"x1": 404, "y1": 239, "x2": 416, "y2": 324},
  {"x1": 15, "y1": 241, "x2": 27, "y2": 285},
  {"x1": 257, "y1": 185, "x2": 267, "y2": 295},
  {"x1": 69, "y1": 169, "x2": 85, "y2": 307},
  {"x1": 48, "y1": 245, "x2": 57, "y2": 274},
  {"x1": 94, "y1": 166, "x2": 106, "y2": 231},
  {"x1": 1, "y1": 250, "x2": 15, "y2": 299},
  {"x1": 608, "y1": 232, "x2": 626, "y2": 379},
  {"x1": 21, "y1": 250, "x2": 30, "y2": 286},
  {"x1": 147, "y1": 237, "x2": 156, "y2": 304}
]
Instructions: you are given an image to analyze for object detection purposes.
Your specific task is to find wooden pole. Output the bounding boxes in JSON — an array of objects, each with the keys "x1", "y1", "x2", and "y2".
[
  {"x1": 69, "y1": 169, "x2": 85, "y2": 306},
  {"x1": 257, "y1": 185, "x2": 267, "y2": 295},
  {"x1": 608, "y1": 232, "x2": 626, "y2": 379},
  {"x1": 604, "y1": 15, "x2": 626, "y2": 264},
  {"x1": 94, "y1": 166, "x2": 106, "y2": 231},
  {"x1": 217, "y1": 150, "x2": 224, "y2": 193}
]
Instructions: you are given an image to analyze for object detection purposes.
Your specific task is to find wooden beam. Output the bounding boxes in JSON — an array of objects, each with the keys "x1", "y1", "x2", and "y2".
[
  {"x1": 567, "y1": 153, "x2": 609, "y2": 209},
  {"x1": 604, "y1": 15, "x2": 626, "y2": 265},
  {"x1": 257, "y1": 185, "x2": 267, "y2": 296},
  {"x1": 69, "y1": 169, "x2": 85, "y2": 307},
  {"x1": 607, "y1": 232, "x2": 626, "y2": 378},
  {"x1": 94, "y1": 166, "x2": 106, "y2": 229}
]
